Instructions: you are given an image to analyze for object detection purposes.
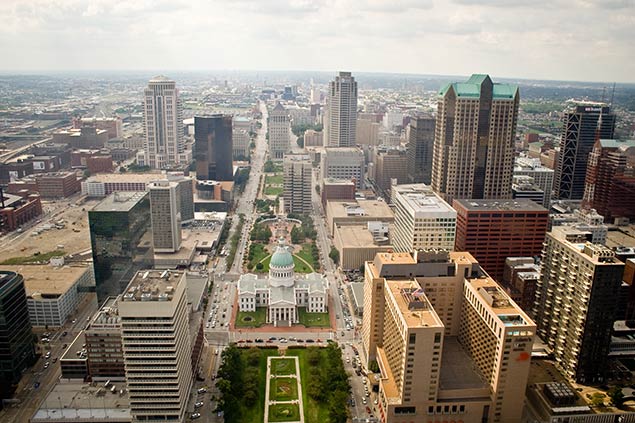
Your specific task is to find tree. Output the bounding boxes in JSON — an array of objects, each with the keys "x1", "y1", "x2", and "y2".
[
  {"x1": 329, "y1": 247, "x2": 340, "y2": 265},
  {"x1": 368, "y1": 360, "x2": 380, "y2": 373},
  {"x1": 608, "y1": 387, "x2": 625, "y2": 408},
  {"x1": 315, "y1": 184, "x2": 321, "y2": 193},
  {"x1": 264, "y1": 159, "x2": 275, "y2": 173},
  {"x1": 296, "y1": 136, "x2": 304, "y2": 148}
]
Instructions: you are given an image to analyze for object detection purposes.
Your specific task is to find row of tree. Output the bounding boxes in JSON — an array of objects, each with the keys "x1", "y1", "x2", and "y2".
[
  {"x1": 305, "y1": 345, "x2": 351, "y2": 423},
  {"x1": 216, "y1": 345, "x2": 261, "y2": 422},
  {"x1": 250, "y1": 222, "x2": 272, "y2": 242},
  {"x1": 288, "y1": 214, "x2": 317, "y2": 243}
]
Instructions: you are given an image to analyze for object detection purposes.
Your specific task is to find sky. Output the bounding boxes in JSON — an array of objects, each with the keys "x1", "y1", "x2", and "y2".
[{"x1": 1, "y1": 0, "x2": 634, "y2": 83}]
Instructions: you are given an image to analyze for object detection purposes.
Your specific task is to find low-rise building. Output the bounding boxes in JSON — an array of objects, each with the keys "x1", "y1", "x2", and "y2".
[
  {"x1": 0, "y1": 191, "x2": 42, "y2": 232},
  {"x1": 326, "y1": 198, "x2": 394, "y2": 236},
  {"x1": 333, "y1": 223, "x2": 392, "y2": 271},
  {"x1": 321, "y1": 178, "x2": 356, "y2": 207}
]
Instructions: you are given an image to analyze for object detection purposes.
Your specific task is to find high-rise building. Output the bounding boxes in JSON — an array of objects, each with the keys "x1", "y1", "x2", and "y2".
[
  {"x1": 533, "y1": 228, "x2": 624, "y2": 383},
  {"x1": 322, "y1": 147, "x2": 364, "y2": 189},
  {"x1": 269, "y1": 102, "x2": 290, "y2": 160},
  {"x1": 142, "y1": 76, "x2": 186, "y2": 169},
  {"x1": 0, "y1": 271, "x2": 36, "y2": 402},
  {"x1": 194, "y1": 115, "x2": 233, "y2": 181},
  {"x1": 149, "y1": 180, "x2": 182, "y2": 253},
  {"x1": 582, "y1": 138, "x2": 635, "y2": 222},
  {"x1": 406, "y1": 116, "x2": 435, "y2": 184},
  {"x1": 431, "y1": 74, "x2": 519, "y2": 202},
  {"x1": 321, "y1": 178, "x2": 356, "y2": 207},
  {"x1": 283, "y1": 154, "x2": 312, "y2": 214},
  {"x1": 555, "y1": 102, "x2": 616, "y2": 200},
  {"x1": 89, "y1": 192, "x2": 153, "y2": 302},
  {"x1": 167, "y1": 173, "x2": 194, "y2": 223},
  {"x1": 373, "y1": 148, "x2": 408, "y2": 194},
  {"x1": 119, "y1": 270, "x2": 193, "y2": 422},
  {"x1": 512, "y1": 175, "x2": 547, "y2": 207},
  {"x1": 391, "y1": 184, "x2": 456, "y2": 253},
  {"x1": 514, "y1": 156, "x2": 554, "y2": 209},
  {"x1": 85, "y1": 297, "x2": 125, "y2": 378},
  {"x1": 232, "y1": 128, "x2": 250, "y2": 159},
  {"x1": 453, "y1": 199, "x2": 549, "y2": 280},
  {"x1": 326, "y1": 72, "x2": 358, "y2": 147},
  {"x1": 362, "y1": 250, "x2": 534, "y2": 423}
]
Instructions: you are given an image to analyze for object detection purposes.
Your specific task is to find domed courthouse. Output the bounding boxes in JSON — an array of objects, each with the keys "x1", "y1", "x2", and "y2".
[{"x1": 237, "y1": 239, "x2": 329, "y2": 326}]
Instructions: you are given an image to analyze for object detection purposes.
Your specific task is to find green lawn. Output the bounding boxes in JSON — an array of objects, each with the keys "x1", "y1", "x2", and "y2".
[
  {"x1": 247, "y1": 244, "x2": 269, "y2": 271},
  {"x1": 264, "y1": 186, "x2": 283, "y2": 196},
  {"x1": 271, "y1": 358, "x2": 296, "y2": 376},
  {"x1": 297, "y1": 308, "x2": 330, "y2": 328},
  {"x1": 295, "y1": 243, "x2": 318, "y2": 271},
  {"x1": 268, "y1": 403, "x2": 301, "y2": 422},
  {"x1": 0, "y1": 250, "x2": 66, "y2": 265},
  {"x1": 256, "y1": 255, "x2": 311, "y2": 274},
  {"x1": 235, "y1": 308, "x2": 268, "y2": 328},
  {"x1": 266, "y1": 174, "x2": 284, "y2": 185},
  {"x1": 285, "y1": 348, "x2": 330, "y2": 423},
  {"x1": 270, "y1": 377, "x2": 299, "y2": 401}
]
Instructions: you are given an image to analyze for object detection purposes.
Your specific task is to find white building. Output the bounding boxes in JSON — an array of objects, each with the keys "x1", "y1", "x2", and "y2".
[
  {"x1": 326, "y1": 72, "x2": 357, "y2": 147},
  {"x1": 283, "y1": 154, "x2": 312, "y2": 214},
  {"x1": 322, "y1": 147, "x2": 365, "y2": 189},
  {"x1": 514, "y1": 156, "x2": 554, "y2": 208},
  {"x1": 140, "y1": 76, "x2": 188, "y2": 169},
  {"x1": 237, "y1": 239, "x2": 328, "y2": 326},
  {"x1": 119, "y1": 270, "x2": 193, "y2": 423},
  {"x1": 232, "y1": 128, "x2": 250, "y2": 159},
  {"x1": 149, "y1": 180, "x2": 182, "y2": 253},
  {"x1": 391, "y1": 184, "x2": 457, "y2": 253},
  {"x1": 269, "y1": 102, "x2": 290, "y2": 160}
]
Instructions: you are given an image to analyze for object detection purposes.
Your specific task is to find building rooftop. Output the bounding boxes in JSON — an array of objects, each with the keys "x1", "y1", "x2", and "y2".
[
  {"x1": 438, "y1": 74, "x2": 518, "y2": 100},
  {"x1": 467, "y1": 275, "x2": 534, "y2": 325},
  {"x1": 394, "y1": 185, "x2": 456, "y2": 217},
  {"x1": 91, "y1": 191, "x2": 147, "y2": 213},
  {"x1": 31, "y1": 380, "x2": 130, "y2": 422},
  {"x1": 335, "y1": 224, "x2": 391, "y2": 247},
  {"x1": 439, "y1": 337, "x2": 489, "y2": 392},
  {"x1": 328, "y1": 199, "x2": 394, "y2": 219},
  {"x1": 1, "y1": 264, "x2": 89, "y2": 297},
  {"x1": 454, "y1": 198, "x2": 548, "y2": 212},
  {"x1": 349, "y1": 282, "x2": 364, "y2": 309},
  {"x1": 385, "y1": 280, "x2": 443, "y2": 328},
  {"x1": 85, "y1": 173, "x2": 163, "y2": 184},
  {"x1": 121, "y1": 270, "x2": 184, "y2": 302},
  {"x1": 598, "y1": 138, "x2": 635, "y2": 149},
  {"x1": 89, "y1": 297, "x2": 120, "y2": 329},
  {"x1": 323, "y1": 178, "x2": 355, "y2": 185}
]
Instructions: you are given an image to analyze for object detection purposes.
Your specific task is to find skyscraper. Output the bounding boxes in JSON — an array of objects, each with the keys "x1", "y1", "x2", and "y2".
[
  {"x1": 431, "y1": 74, "x2": 519, "y2": 202},
  {"x1": 194, "y1": 115, "x2": 233, "y2": 181},
  {"x1": 0, "y1": 271, "x2": 36, "y2": 402},
  {"x1": 533, "y1": 228, "x2": 624, "y2": 383},
  {"x1": 326, "y1": 71, "x2": 357, "y2": 147},
  {"x1": 283, "y1": 154, "x2": 312, "y2": 214},
  {"x1": 119, "y1": 270, "x2": 193, "y2": 422},
  {"x1": 142, "y1": 76, "x2": 185, "y2": 169},
  {"x1": 406, "y1": 116, "x2": 435, "y2": 184},
  {"x1": 149, "y1": 180, "x2": 181, "y2": 253},
  {"x1": 269, "y1": 102, "x2": 290, "y2": 160},
  {"x1": 555, "y1": 102, "x2": 616, "y2": 200}
]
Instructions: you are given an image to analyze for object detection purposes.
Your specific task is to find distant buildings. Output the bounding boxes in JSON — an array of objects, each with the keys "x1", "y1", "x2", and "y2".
[
  {"x1": 7, "y1": 171, "x2": 80, "y2": 199},
  {"x1": 582, "y1": 138, "x2": 635, "y2": 223},
  {"x1": 119, "y1": 270, "x2": 193, "y2": 422},
  {"x1": 406, "y1": 116, "x2": 435, "y2": 184},
  {"x1": 391, "y1": 184, "x2": 456, "y2": 253},
  {"x1": 283, "y1": 154, "x2": 312, "y2": 214},
  {"x1": 232, "y1": 128, "x2": 250, "y2": 159},
  {"x1": 321, "y1": 178, "x2": 356, "y2": 207},
  {"x1": 362, "y1": 249, "x2": 534, "y2": 423},
  {"x1": 303, "y1": 129, "x2": 323, "y2": 147},
  {"x1": 140, "y1": 76, "x2": 187, "y2": 170},
  {"x1": 453, "y1": 199, "x2": 549, "y2": 280},
  {"x1": 81, "y1": 173, "x2": 161, "y2": 197},
  {"x1": 533, "y1": 228, "x2": 624, "y2": 383},
  {"x1": 0, "y1": 191, "x2": 42, "y2": 233},
  {"x1": 269, "y1": 102, "x2": 291, "y2": 160},
  {"x1": 194, "y1": 115, "x2": 233, "y2": 181},
  {"x1": 432, "y1": 74, "x2": 519, "y2": 202},
  {"x1": 0, "y1": 271, "x2": 36, "y2": 402},
  {"x1": 514, "y1": 156, "x2": 554, "y2": 208},
  {"x1": 322, "y1": 147, "x2": 364, "y2": 189},
  {"x1": 555, "y1": 102, "x2": 615, "y2": 200},
  {"x1": 326, "y1": 72, "x2": 357, "y2": 147},
  {"x1": 149, "y1": 180, "x2": 182, "y2": 253},
  {"x1": 373, "y1": 147, "x2": 408, "y2": 194}
]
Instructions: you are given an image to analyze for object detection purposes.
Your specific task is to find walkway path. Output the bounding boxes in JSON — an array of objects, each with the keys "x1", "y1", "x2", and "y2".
[{"x1": 264, "y1": 355, "x2": 304, "y2": 423}]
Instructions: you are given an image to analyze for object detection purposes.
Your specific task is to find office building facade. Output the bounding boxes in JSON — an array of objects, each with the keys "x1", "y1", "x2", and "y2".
[
  {"x1": 142, "y1": 76, "x2": 185, "y2": 169},
  {"x1": 269, "y1": 102, "x2": 291, "y2": 160},
  {"x1": 406, "y1": 116, "x2": 435, "y2": 184},
  {"x1": 326, "y1": 72, "x2": 358, "y2": 147},
  {"x1": 322, "y1": 147, "x2": 365, "y2": 189},
  {"x1": 283, "y1": 154, "x2": 312, "y2": 214},
  {"x1": 514, "y1": 156, "x2": 554, "y2": 209},
  {"x1": 391, "y1": 184, "x2": 456, "y2": 253},
  {"x1": 555, "y1": 103, "x2": 616, "y2": 200},
  {"x1": 194, "y1": 115, "x2": 233, "y2": 181},
  {"x1": 149, "y1": 180, "x2": 182, "y2": 253},
  {"x1": 374, "y1": 148, "x2": 408, "y2": 194},
  {"x1": 431, "y1": 74, "x2": 519, "y2": 202}
]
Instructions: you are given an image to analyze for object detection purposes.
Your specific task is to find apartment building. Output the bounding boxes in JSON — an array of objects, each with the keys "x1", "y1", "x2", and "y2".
[{"x1": 283, "y1": 154, "x2": 312, "y2": 214}]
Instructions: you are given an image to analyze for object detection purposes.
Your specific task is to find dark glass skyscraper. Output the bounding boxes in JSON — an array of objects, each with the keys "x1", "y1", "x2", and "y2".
[
  {"x1": 555, "y1": 103, "x2": 615, "y2": 200},
  {"x1": 194, "y1": 115, "x2": 233, "y2": 181},
  {"x1": 406, "y1": 116, "x2": 435, "y2": 184},
  {"x1": 88, "y1": 191, "x2": 153, "y2": 302},
  {"x1": 0, "y1": 271, "x2": 36, "y2": 403}
]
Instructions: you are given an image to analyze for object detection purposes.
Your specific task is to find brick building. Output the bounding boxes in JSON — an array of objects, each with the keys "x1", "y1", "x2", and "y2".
[{"x1": 0, "y1": 191, "x2": 42, "y2": 232}]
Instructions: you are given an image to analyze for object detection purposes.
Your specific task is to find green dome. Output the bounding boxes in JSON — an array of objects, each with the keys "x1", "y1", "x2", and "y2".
[{"x1": 270, "y1": 239, "x2": 294, "y2": 268}]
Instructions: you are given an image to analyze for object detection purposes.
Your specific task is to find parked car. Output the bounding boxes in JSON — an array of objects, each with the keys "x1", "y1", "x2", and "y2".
[{"x1": 191, "y1": 412, "x2": 201, "y2": 419}]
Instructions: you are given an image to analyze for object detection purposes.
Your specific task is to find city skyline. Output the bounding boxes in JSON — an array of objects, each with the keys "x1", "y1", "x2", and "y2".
[{"x1": 0, "y1": 0, "x2": 634, "y2": 83}]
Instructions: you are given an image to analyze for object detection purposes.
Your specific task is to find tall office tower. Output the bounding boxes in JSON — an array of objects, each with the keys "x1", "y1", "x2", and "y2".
[
  {"x1": 453, "y1": 199, "x2": 549, "y2": 281},
  {"x1": 85, "y1": 297, "x2": 125, "y2": 378},
  {"x1": 149, "y1": 180, "x2": 181, "y2": 253},
  {"x1": 362, "y1": 250, "x2": 534, "y2": 423},
  {"x1": 374, "y1": 148, "x2": 408, "y2": 194},
  {"x1": 406, "y1": 116, "x2": 435, "y2": 184},
  {"x1": 513, "y1": 156, "x2": 554, "y2": 209},
  {"x1": 533, "y1": 228, "x2": 624, "y2": 383},
  {"x1": 322, "y1": 147, "x2": 365, "y2": 189},
  {"x1": 167, "y1": 173, "x2": 194, "y2": 223},
  {"x1": 232, "y1": 128, "x2": 250, "y2": 159},
  {"x1": 583, "y1": 138, "x2": 635, "y2": 222},
  {"x1": 326, "y1": 71, "x2": 358, "y2": 147},
  {"x1": 391, "y1": 184, "x2": 456, "y2": 253},
  {"x1": 119, "y1": 270, "x2": 193, "y2": 422},
  {"x1": 89, "y1": 192, "x2": 153, "y2": 302},
  {"x1": 194, "y1": 115, "x2": 233, "y2": 181},
  {"x1": 283, "y1": 154, "x2": 312, "y2": 214},
  {"x1": 431, "y1": 74, "x2": 519, "y2": 202},
  {"x1": 142, "y1": 76, "x2": 185, "y2": 169},
  {"x1": 554, "y1": 102, "x2": 616, "y2": 200},
  {"x1": 269, "y1": 102, "x2": 291, "y2": 160},
  {"x1": 0, "y1": 271, "x2": 36, "y2": 402}
]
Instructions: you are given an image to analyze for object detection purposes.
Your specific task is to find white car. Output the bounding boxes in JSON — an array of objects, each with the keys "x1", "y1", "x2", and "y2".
[{"x1": 191, "y1": 412, "x2": 201, "y2": 419}]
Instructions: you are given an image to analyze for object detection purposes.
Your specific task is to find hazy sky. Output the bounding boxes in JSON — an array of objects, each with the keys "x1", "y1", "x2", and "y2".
[{"x1": 1, "y1": 0, "x2": 634, "y2": 83}]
